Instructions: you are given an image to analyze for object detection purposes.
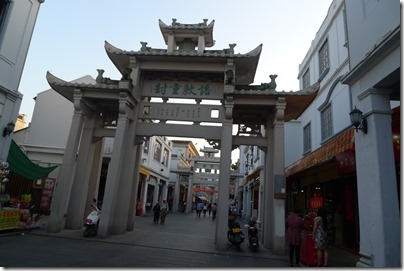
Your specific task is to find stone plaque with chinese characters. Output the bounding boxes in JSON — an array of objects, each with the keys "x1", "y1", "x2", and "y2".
[
  {"x1": 142, "y1": 80, "x2": 223, "y2": 100},
  {"x1": 139, "y1": 102, "x2": 224, "y2": 122}
]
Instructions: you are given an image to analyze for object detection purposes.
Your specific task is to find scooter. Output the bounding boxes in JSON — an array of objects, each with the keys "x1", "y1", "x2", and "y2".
[
  {"x1": 244, "y1": 219, "x2": 260, "y2": 251},
  {"x1": 227, "y1": 220, "x2": 245, "y2": 250},
  {"x1": 83, "y1": 198, "x2": 101, "y2": 237}
]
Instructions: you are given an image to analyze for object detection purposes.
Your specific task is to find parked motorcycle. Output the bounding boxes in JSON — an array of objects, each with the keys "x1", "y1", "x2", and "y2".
[
  {"x1": 244, "y1": 219, "x2": 260, "y2": 251},
  {"x1": 83, "y1": 198, "x2": 101, "y2": 237},
  {"x1": 227, "y1": 219, "x2": 245, "y2": 250}
]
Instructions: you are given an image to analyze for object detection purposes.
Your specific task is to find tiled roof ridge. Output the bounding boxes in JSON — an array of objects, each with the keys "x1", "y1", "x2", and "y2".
[
  {"x1": 158, "y1": 18, "x2": 215, "y2": 29},
  {"x1": 105, "y1": 40, "x2": 262, "y2": 58}
]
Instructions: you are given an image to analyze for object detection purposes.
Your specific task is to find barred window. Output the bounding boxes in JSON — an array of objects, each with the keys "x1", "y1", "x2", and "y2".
[
  {"x1": 0, "y1": 0, "x2": 10, "y2": 35},
  {"x1": 303, "y1": 69, "x2": 310, "y2": 89},
  {"x1": 321, "y1": 104, "x2": 333, "y2": 140},
  {"x1": 153, "y1": 141, "x2": 162, "y2": 161},
  {"x1": 303, "y1": 123, "x2": 311, "y2": 153},
  {"x1": 319, "y1": 40, "x2": 329, "y2": 76}
]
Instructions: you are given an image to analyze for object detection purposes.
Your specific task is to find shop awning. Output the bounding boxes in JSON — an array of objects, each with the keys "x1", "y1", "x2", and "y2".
[{"x1": 7, "y1": 140, "x2": 58, "y2": 180}]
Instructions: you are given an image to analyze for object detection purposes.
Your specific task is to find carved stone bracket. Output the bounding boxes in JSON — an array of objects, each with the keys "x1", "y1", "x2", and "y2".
[
  {"x1": 274, "y1": 97, "x2": 286, "y2": 123},
  {"x1": 224, "y1": 96, "x2": 234, "y2": 120},
  {"x1": 73, "y1": 89, "x2": 94, "y2": 117}
]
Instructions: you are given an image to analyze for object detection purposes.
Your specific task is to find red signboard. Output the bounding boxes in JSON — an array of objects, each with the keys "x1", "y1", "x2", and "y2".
[
  {"x1": 336, "y1": 150, "x2": 356, "y2": 175},
  {"x1": 40, "y1": 178, "x2": 57, "y2": 213},
  {"x1": 310, "y1": 197, "x2": 323, "y2": 209}
]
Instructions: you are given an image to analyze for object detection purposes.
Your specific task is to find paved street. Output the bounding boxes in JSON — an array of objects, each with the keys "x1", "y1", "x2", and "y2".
[
  {"x1": 0, "y1": 212, "x2": 290, "y2": 268},
  {"x1": 0, "y1": 212, "x2": 358, "y2": 268}
]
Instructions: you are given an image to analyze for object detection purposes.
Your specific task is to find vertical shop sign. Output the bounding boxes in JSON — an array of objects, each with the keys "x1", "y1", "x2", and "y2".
[{"x1": 40, "y1": 178, "x2": 57, "y2": 213}]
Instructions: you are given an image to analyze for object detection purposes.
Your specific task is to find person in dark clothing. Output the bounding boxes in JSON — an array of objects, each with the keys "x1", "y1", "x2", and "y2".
[
  {"x1": 287, "y1": 209, "x2": 303, "y2": 267},
  {"x1": 211, "y1": 203, "x2": 217, "y2": 221},
  {"x1": 152, "y1": 202, "x2": 161, "y2": 224}
]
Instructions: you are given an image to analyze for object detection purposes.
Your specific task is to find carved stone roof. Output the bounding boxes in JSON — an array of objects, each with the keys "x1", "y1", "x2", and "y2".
[
  {"x1": 105, "y1": 41, "x2": 262, "y2": 85},
  {"x1": 159, "y1": 19, "x2": 215, "y2": 47},
  {"x1": 232, "y1": 82, "x2": 320, "y2": 122},
  {"x1": 46, "y1": 71, "x2": 130, "y2": 103}
]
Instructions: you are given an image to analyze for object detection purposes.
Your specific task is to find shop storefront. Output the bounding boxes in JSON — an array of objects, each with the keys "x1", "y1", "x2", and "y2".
[
  {"x1": 286, "y1": 128, "x2": 360, "y2": 252},
  {"x1": 0, "y1": 140, "x2": 57, "y2": 230},
  {"x1": 287, "y1": 106, "x2": 400, "y2": 255}
]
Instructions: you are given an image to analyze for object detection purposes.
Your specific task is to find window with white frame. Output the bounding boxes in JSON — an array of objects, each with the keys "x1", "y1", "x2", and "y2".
[
  {"x1": 303, "y1": 69, "x2": 310, "y2": 89},
  {"x1": 303, "y1": 122, "x2": 311, "y2": 153},
  {"x1": 319, "y1": 40, "x2": 329, "y2": 77},
  {"x1": 321, "y1": 104, "x2": 333, "y2": 140}
]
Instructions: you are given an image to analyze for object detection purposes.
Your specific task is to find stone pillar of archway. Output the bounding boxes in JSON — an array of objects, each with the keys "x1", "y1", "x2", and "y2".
[
  {"x1": 263, "y1": 98, "x2": 286, "y2": 255},
  {"x1": 215, "y1": 96, "x2": 234, "y2": 250},
  {"x1": 113, "y1": 94, "x2": 138, "y2": 234},
  {"x1": 98, "y1": 93, "x2": 135, "y2": 237},
  {"x1": 186, "y1": 173, "x2": 193, "y2": 213},
  {"x1": 127, "y1": 142, "x2": 143, "y2": 231},
  {"x1": 84, "y1": 137, "x2": 104, "y2": 219},
  {"x1": 65, "y1": 111, "x2": 101, "y2": 229},
  {"x1": 173, "y1": 174, "x2": 180, "y2": 212},
  {"x1": 46, "y1": 89, "x2": 87, "y2": 233}
]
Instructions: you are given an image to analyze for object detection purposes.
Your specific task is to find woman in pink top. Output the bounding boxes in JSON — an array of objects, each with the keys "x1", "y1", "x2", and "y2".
[{"x1": 287, "y1": 209, "x2": 303, "y2": 267}]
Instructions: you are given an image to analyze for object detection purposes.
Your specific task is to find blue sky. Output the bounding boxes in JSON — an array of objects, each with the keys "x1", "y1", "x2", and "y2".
[{"x1": 18, "y1": 0, "x2": 333, "y2": 123}]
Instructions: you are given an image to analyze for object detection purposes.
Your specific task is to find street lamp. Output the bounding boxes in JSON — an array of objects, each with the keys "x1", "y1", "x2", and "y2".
[
  {"x1": 349, "y1": 107, "x2": 367, "y2": 134},
  {"x1": 3, "y1": 122, "x2": 15, "y2": 137}
]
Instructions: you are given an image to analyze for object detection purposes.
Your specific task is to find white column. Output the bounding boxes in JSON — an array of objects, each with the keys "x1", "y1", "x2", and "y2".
[
  {"x1": 65, "y1": 112, "x2": 98, "y2": 229},
  {"x1": 215, "y1": 96, "x2": 233, "y2": 250},
  {"x1": 354, "y1": 89, "x2": 400, "y2": 267},
  {"x1": 46, "y1": 90, "x2": 85, "y2": 233},
  {"x1": 84, "y1": 138, "x2": 104, "y2": 220},
  {"x1": 97, "y1": 94, "x2": 132, "y2": 237},
  {"x1": 127, "y1": 143, "x2": 142, "y2": 231},
  {"x1": 263, "y1": 97, "x2": 286, "y2": 256},
  {"x1": 271, "y1": 98, "x2": 286, "y2": 255},
  {"x1": 197, "y1": 31, "x2": 205, "y2": 54},
  {"x1": 186, "y1": 174, "x2": 193, "y2": 213},
  {"x1": 263, "y1": 115, "x2": 274, "y2": 249},
  {"x1": 173, "y1": 174, "x2": 180, "y2": 212}
]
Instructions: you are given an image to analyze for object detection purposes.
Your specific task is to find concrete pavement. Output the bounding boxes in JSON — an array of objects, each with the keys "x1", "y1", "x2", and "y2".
[{"x1": 1, "y1": 211, "x2": 359, "y2": 267}]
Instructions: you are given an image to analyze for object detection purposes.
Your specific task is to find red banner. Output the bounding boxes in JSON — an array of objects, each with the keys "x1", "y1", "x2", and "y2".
[{"x1": 193, "y1": 188, "x2": 218, "y2": 194}]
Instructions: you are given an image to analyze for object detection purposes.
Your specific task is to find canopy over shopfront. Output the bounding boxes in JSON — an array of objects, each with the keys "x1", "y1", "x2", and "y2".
[{"x1": 7, "y1": 140, "x2": 57, "y2": 180}]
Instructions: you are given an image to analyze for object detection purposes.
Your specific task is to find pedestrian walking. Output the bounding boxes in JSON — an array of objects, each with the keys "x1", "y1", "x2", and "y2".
[
  {"x1": 207, "y1": 203, "x2": 212, "y2": 217},
  {"x1": 313, "y1": 207, "x2": 329, "y2": 267},
  {"x1": 287, "y1": 209, "x2": 303, "y2": 267},
  {"x1": 203, "y1": 203, "x2": 207, "y2": 217},
  {"x1": 160, "y1": 200, "x2": 169, "y2": 225},
  {"x1": 196, "y1": 201, "x2": 204, "y2": 217},
  {"x1": 152, "y1": 202, "x2": 160, "y2": 224},
  {"x1": 136, "y1": 199, "x2": 143, "y2": 216},
  {"x1": 211, "y1": 203, "x2": 217, "y2": 221}
]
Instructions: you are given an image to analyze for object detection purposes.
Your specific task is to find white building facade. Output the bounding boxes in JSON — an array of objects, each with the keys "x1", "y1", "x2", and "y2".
[
  {"x1": 342, "y1": 0, "x2": 400, "y2": 267},
  {"x1": 240, "y1": 1, "x2": 400, "y2": 267},
  {"x1": 284, "y1": 0, "x2": 400, "y2": 267},
  {"x1": 0, "y1": 0, "x2": 43, "y2": 160}
]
